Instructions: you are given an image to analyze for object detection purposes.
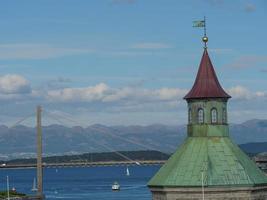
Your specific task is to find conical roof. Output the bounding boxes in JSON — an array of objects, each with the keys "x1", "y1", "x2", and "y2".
[
  {"x1": 184, "y1": 48, "x2": 231, "y2": 99},
  {"x1": 148, "y1": 137, "x2": 267, "y2": 187}
]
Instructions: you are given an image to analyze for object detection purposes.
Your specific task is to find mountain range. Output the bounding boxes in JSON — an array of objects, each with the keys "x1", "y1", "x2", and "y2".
[{"x1": 0, "y1": 119, "x2": 267, "y2": 160}]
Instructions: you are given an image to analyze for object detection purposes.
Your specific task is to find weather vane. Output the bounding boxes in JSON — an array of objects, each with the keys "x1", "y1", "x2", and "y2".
[{"x1": 193, "y1": 16, "x2": 208, "y2": 48}]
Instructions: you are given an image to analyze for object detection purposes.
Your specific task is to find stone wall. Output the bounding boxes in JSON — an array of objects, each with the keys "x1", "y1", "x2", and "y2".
[{"x1": 149, "y1": 186, "x2": 267, "y2": 200}]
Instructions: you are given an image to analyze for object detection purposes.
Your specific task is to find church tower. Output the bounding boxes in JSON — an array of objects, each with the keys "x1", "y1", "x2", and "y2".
[{"x1": 148, "y1": 35, "x2": 267, "y2": 200}]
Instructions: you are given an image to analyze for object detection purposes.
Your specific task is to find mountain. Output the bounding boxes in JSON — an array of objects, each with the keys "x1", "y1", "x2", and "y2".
[
  {"x1": 0, "y1": 119, "x2": 267, "y2": 159},
  {"x1": 239, "y1": 142, "x2": 267, "y2": 154},
  {"x1": 230, "y1": 119, "x2": 267, "y2": 144}
]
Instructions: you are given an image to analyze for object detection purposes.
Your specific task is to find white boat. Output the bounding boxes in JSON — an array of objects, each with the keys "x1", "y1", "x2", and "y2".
[
  {"x1": 135, "y1": 161, "x2": 141, "y2": 165},
  {"x1": 31, "y1": 178, "x2": 38, "y2": 192},
  {"x1": 112, "y1": 181, "x2": 120, "y2": 191},
  {"x1": 126, "y1": 167, "x2": 130, "y2": 176}
]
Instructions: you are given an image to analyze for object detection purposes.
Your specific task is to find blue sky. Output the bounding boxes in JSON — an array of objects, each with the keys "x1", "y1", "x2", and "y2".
[{"x1": 0, "y1": 0, "x2": 266, "y2": 126}]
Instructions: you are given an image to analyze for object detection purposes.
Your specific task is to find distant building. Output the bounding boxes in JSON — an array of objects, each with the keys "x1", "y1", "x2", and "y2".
[{"x1": 148, "y1": 38, "x2": 267, "y2": 199}]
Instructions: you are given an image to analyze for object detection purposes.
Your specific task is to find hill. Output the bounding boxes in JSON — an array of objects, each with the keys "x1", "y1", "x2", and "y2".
[{"x1": 3, "y1": 150, "x2": 169, "y2": 165}]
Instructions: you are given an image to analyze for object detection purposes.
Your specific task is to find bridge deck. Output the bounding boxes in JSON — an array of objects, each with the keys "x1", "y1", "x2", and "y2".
[{"x1": 0, "y1": 160, "x2": 166, "y2": 169}]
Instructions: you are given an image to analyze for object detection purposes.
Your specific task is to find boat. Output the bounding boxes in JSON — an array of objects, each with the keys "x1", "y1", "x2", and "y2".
[
  {"x1": 112, "y1": 181, "x2": 120, "y2": 191},
  {"x1": 31, "y1": 178, "x2": 38, "y2": 192},
  {"x1": 126, "y1": 167, "x2": 130, "y2": 176}
]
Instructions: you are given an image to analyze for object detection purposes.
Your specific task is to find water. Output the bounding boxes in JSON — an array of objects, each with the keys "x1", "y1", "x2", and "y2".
[{"x1": 0, "y1": 165, "x2": 160, "y2": 200}]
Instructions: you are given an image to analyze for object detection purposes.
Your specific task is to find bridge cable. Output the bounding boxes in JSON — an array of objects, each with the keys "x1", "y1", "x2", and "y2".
[
  {"x1": 9, "y1": 113, "x2": 35, "y2": 129},
  {"x1": 43, "y1": 109, "x2": 142, "y2": 165},
  {"x1": 44, "y1": 109, "x2": 163, "y2": 152}
]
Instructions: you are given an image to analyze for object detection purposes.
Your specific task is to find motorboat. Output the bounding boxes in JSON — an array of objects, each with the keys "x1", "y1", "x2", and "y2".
[{"x1": 112, "y1": 181, "x2": 120, "y2": 191}]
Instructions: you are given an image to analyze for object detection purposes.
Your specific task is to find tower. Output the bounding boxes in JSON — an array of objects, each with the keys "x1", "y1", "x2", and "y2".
[
  {"x1": 148, "y1": 36, "x2": 267, "y2": 199},
  {"x1": 36, "y1": 106, "x2": 44, "y2": 199}
]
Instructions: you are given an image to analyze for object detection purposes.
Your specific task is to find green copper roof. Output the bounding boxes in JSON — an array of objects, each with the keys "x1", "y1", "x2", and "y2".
[{"x1": 148, "y1": 136, "x2": 267, "y2": 187}]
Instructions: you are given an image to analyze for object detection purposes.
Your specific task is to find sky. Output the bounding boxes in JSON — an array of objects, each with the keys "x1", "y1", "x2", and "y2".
[{"x1": 0, "y1": 0, "x2": 266, "y2": 126}]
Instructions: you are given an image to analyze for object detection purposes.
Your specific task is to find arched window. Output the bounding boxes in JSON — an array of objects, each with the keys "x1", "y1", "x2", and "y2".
[
  {"x1": 222, "y1": 108, "x2": 227, "y2": 123},
  {"x1": 198, "y1": 108, "x2": 204, "y2": 124},
  {"x1": 188, "y1": 108, "x2": 192, "y2": 123},
  {"x1": 211, "y1": 108, "x2": 217, "y2": 123}
]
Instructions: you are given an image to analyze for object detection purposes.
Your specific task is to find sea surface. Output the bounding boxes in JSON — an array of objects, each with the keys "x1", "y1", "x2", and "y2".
[{"x1": 0, "y1": 165, "x2": 160, "y2": 200}]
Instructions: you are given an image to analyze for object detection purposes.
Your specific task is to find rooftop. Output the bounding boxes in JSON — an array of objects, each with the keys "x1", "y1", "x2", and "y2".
[{"x1": 184, "y1": 48, "x2": 231, "y2": 100}]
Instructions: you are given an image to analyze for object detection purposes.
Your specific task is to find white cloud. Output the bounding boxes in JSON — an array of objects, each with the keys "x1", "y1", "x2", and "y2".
[
  {"x1": 227, "y1": 85, "x2": 266, "y2": 100},
  {"x1": 46, "y1": 84, "x2": 188, "y2": 104},
  {"x1": 156, "y1": 88, "x2": 187, "y2": 100},
  {"x1": 1, "y1": 77, "x2": 267, "y2": 126},
  {"x1": 0, "y1": 74, "x2": 31, "y2": 94},
  {"x1": 0, "y1": 44, "x2": 92, "y2": 60},
  {"x1": 46, "y1": 83, "x2": 109, "y2": 102},
  {"x1": 255, "y1": 91, "x2": 265, "y2": 97}
]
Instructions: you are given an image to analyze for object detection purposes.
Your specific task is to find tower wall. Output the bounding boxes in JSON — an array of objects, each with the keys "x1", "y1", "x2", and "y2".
[
  {"x1": 187, "y1": 99, "x2": 229, "y2": 137},
  {"x1": 150, "y1": 186, "x2": 267, "y2": 200},
  {"x1": 187, "y1": 99, "x2": 228, "y2": 125}
]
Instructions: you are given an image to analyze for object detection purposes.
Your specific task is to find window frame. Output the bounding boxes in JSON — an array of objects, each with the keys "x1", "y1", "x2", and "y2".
[
  {"x1": 211, "y1": 108, "x2": 218, "y2": 124},
  {"x1": 198, "y1": 108, "x2": 204, "y2": 124},
  {"x1": 222, "y1": 108, "x2": 227, "y2": 124},
  {"x1": 188, "y1": 108, "x2": 192, "y2": 124}
]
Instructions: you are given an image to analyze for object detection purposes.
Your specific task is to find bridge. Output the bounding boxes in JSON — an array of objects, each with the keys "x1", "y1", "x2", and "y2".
[
  {"x1": 3, "y1": 106, "x2": 168, "y2": 199},
  {"x1": 0, "y1": 160, "x2": 166, "y2": 169}
]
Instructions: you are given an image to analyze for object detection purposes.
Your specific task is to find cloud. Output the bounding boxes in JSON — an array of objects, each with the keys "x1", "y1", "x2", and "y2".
[
  {"x1": 45, "y1": 83, "x2": 188, "y2": 104},
  {"x1": 131, "y1": 42, "x2": 172, "y2": 50},
  {"x1": 244, "y1": 3, "x2": 256, "y2": 12},
  {"x1": 0, "y1": 44, "x2": 92, "y2": 60},
  {"x1": 157, "y1": 88, "x2": 186, "y2": 100},
  {"x1": 46, "y1": 83, "x2": 109, "y2": 102},
  {"x1": 1, "y1": 78, "x2": 267, "y2": 125},
  {"x1": 227, "y1": 86, "x2": 251, "y2": 100},
  {"x1": 227, "y1": 85, "x2": 266, "y2": 100},
  {"x1": 0, "y1": 77, "x2": 265, "y2": 106},
  {"x1": 0, "y1": 74, "x2": 31, "y2": 94},
  {"x1": 228, "y1": 55, "x2": 267, "y2": 68}
]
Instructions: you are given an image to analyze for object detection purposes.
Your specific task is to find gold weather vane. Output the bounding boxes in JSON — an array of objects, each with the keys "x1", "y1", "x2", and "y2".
[{"x1": 193, "y1": 16, "x2": 208, "y2": 48}]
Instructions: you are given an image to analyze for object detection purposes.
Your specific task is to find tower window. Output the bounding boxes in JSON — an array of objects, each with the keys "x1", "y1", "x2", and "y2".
[
  {"x1": 211, "y1": 108, "x2": 217, "y2": 123},
  {"x1": 198, "y1": 108, "x2": 204, "y2": 124},
  {"x1": 222, "y1": 108, "x2": 227, "y2": 123},
  {"x1": 188, "y1": 108, "x2": 192, "y2": 123}
]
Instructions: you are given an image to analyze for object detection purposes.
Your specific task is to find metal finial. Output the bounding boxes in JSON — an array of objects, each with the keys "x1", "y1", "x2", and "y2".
[
  {"x1": 202, "y1": 36, "x2": 208, "y2": 47},
  {"x1": 202, "y1": 16, "x2": 208, "y2": 48}
]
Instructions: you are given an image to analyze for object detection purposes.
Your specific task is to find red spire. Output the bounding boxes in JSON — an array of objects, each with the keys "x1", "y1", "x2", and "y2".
[{"x1": 184, "y1": 48, "x2": 231, "y2": 100}]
